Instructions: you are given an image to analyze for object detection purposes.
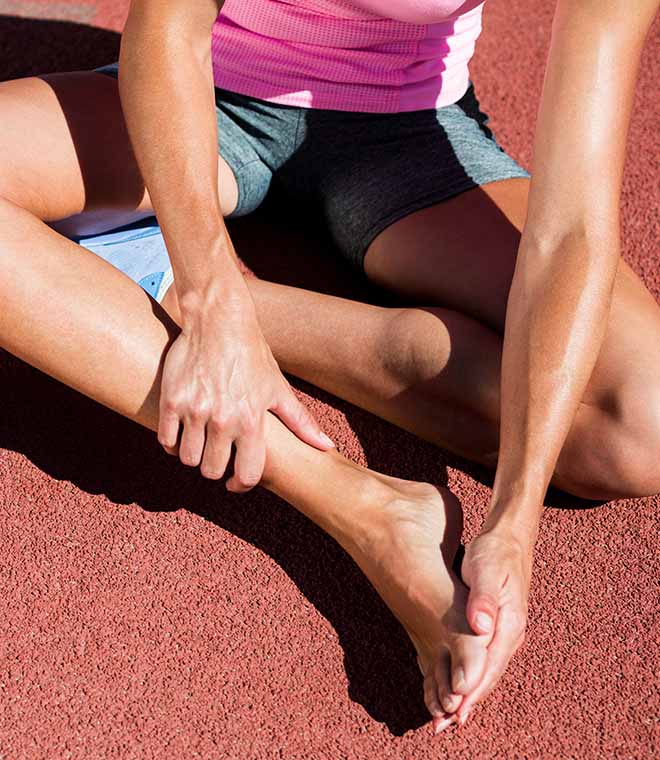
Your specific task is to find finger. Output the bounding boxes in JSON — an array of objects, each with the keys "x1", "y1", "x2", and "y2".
[
  {"x1": 434, "y1": 652, "x2": 464, "y2": 715},
  {"x1": 454, "y1": 651, "x2": 506, "y2": 725},
  {"x1": 450, "y1": 633, "x2": 489, "y2": 696},
  {"x1": 432, "y1": 714, "x2": 459, "y2": 735},
  {"x1": 427, "y1": 666, "x2": 461, "y2": 737},
  {"x1": 226, "y1": 419, "x2": 266, "y2": 493},
  {"x1": 462, "y1": 559, "x2": 501, "y2": 637},
  {"x1": 273, "y1": 389, "x2": 335, "y2": 451},
  {"x1": 199, "y1": 428, "x2": 232, "y2": 480},
  {"x1": 455, "y1": 604, "x2": 525, "y2": 722},
  {"x1": 178, "y1": 415, "x2": 207, "y2": 468},
  {"x1": 158, "y1": 400, "x2": 181, "y2": 453}
]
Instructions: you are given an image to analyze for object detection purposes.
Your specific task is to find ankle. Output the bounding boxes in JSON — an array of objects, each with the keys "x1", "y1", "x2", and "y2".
[
  {"x1": 261, "y1": 448, "x2": 394, "y2": 549},
  {"x1": 316, "y1": 459, "x2": 397, "y2": 545},
  {"x1": 332, "y1": 470, "x2": 445, "y2": 556}
]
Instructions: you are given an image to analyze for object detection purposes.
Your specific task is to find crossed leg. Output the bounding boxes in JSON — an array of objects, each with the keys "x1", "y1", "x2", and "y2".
[
  {"x1": 356, "y1": 176, "x2": 660, "y2": 716},
  {"x1": 362, "y1": 176, "x2": 660, "y2": 501},
  {"x1": 3, "y1": 70, "x2": 659, "y2": 733},
  {"x1": 6, "y1": 72, "x2": 659, "y2": 504},
  {"x1": 0, "y1": 166, "x2": 497, "y2": 732},
  {"x1": 163, "y1": 253, "x2": 660, "y2": 502},
  {"x1": 0, "y1": 70, "x2": 496, "y2": 733}
]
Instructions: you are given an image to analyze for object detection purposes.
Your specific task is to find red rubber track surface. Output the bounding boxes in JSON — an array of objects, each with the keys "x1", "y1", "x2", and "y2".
[{"x1": 0, "y1": 2, "x2": 658, "y2": 758}]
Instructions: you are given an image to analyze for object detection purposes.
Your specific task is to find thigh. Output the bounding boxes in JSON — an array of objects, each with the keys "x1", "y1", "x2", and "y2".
[
  {"x1": 305, "y1": 81, "x2": 530, "y2": 274},
  {"x1": 0, "y1": 70, "x2": 240, "y2": 234},
  {"x1": 363, "y1": 174, "x2": 660, "y2": 413},
  {"x1": 364, "y1": 177, "x2": 529, "y2": 331}
]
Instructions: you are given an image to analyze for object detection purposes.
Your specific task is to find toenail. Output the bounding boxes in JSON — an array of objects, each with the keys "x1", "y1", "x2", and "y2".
[
  {"x1": 454, "y1": 667, "x2": 466, "y2": 691},
  {"x1": 475, "y1": 612, "x2": 493, "y2": 633}
]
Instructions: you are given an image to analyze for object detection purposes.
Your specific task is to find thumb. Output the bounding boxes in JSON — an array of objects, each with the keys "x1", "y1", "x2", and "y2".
[
  {"x1": 462, "y1": 553, "x2": 501, "y2": 638},
  {"x1": 273, "y1": 387, "x2": 335, "y2": 451}
]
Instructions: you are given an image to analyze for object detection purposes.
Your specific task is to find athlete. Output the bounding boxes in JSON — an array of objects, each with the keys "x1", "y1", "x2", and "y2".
[{"x1": 1, "y1": 0, "x2": 658, "y2": 733}]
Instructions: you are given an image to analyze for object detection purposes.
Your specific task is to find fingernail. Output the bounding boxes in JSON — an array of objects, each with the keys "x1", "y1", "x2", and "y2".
[
  {"x1": 475, "y1": 612, "x2": 493, "y2": 633},
  {"x1": 320, "y1": 432, "x2": 335, "y2": 448},
  {"x1": 434, "y1": 713, "x2": 459, "y2": 735},
  {"x1": 454, "y1": 667, "x2": 466, "y2": 691}
]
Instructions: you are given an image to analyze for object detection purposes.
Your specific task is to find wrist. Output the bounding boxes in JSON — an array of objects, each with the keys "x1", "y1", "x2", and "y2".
[
  {"x1": 178, "y1": 271, "x2": 254, "y2": 331},
  {"x1": 177, "y1": 228, "x2": 253, "y2": 315},
  {"x1": 482, "y1": 498, "x2": 542, "y2": 556},
  {"x1": 486, "y1": 472, "x2": 547, "y2": 533}
]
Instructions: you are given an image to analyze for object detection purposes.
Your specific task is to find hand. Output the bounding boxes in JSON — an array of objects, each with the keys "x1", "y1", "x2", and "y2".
[
  {"x1": 157, "y1": 282, "x2": 334, "y2": 489},
  {"x1": 455, "y1": 527, "x2": 534, "y2": 723}
]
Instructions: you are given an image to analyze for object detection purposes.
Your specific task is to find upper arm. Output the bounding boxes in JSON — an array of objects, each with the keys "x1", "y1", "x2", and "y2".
[
  {"x1": 126, "y1": 0, "x2": 224, "y2": 37},
  {"x1": 523, "y1": 0, "x2": 658, "y2": 240}
]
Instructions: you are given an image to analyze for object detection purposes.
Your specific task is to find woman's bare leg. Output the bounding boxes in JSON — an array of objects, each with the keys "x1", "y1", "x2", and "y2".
[
  {"x1": 0, "y1": 69, "x2": 494, "y2": 729},
  {"x1": 162, "y1": 261, "x2": 660, "y2": 503},
  {"x1": 0, "y1": 72, "x2": 239, "y2": 232},
  {"x1": 360, "y1": 179, "x2": 660, "y2": 500},
  {"x1": 0, "y1": 190, "x2": 493, "y2": 732},
  {"x1": 7, "y1": 72, "x2": 655, "y2": 504}
]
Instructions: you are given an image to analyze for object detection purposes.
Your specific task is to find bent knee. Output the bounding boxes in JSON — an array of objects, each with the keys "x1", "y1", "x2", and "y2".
[
  {"x1": 626, "y1": 388, "x2": 660, "y2": 496},
  {"x1": 0, "y1": 76, "x2": 84, "y2": 218},
  {"x1": 602, "y1": 382, "x2": 660, "y2": 498},
  {"x1": 0, "y1": 72, "x2": 154, "y2": 221},
  {"x1": 382, "y1": 307, "x2": 452, "y2": 386}
]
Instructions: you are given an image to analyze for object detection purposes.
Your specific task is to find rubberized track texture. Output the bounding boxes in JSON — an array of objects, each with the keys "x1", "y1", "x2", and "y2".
[{"x1": 0, "y1": 1, "x2": 658, "y2": 758}]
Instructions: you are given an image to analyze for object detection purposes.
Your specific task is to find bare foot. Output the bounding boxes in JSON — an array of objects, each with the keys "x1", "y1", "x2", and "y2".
[
  {"x1": 338, "y1": 478, "x2": 491, "y2": 733},
  {"x1": 454, "y1": 528, "x2": 532, "y2": 724}
]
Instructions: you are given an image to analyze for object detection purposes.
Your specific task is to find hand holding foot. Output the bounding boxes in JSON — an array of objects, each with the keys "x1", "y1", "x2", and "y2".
[
  {"x1": 334, "y1": 479, "x2": 492, "y2": 734},
  {"x1": 454, "y1": 528, "x2": 534, "y2": 724}
]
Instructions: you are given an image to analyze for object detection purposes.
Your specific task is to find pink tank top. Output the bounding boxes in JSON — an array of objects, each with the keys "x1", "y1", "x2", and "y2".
[{"x1": 211, "y1": 1, "x2": 486, "y2": 113}]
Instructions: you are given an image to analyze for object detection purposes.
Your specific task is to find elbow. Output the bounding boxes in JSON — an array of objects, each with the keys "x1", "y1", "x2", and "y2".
[
  {"x1": 520, "y1": 213, "x2": 620, "y2": 266},
  {"x1": 517, "y1": 224, "x2": 621, "y2": 302}
]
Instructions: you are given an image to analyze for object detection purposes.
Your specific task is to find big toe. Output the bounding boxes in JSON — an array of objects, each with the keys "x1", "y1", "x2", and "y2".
[{"x1": 423, "y1": 667, "x2": 453, "y2": 721}]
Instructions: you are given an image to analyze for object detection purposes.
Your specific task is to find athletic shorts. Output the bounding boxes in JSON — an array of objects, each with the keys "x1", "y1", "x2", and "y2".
[{"x1": 94, "y1": 61, "x2": 529, "y2": 271}]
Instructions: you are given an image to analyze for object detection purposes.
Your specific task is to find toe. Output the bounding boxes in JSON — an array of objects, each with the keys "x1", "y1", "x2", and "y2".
[
  {"x1": 434, "y1": 651, "x2": 464, "y2": 714},
  {"x1": 426, "y1": 664, "x2": 460, "y2": 736},
  {"x1": 450, "y1": 633, "x2": 489, "y2": 695},
  {"x1": 423, "y1": 670, "x2": 446, "y2": 720}
]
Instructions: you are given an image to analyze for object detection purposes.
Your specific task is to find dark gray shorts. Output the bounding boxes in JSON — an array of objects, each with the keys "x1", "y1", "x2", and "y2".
[{"x1": 95, "y1": 61, "x2": 529, "y2": 271}]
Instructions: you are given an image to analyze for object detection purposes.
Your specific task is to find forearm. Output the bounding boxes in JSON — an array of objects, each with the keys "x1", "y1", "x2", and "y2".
[
  {"x1": 118, "y1": 0, "x2": 243, "y2": 308},
  {"x1": 485, "y1": 0, "x2": 658, "y2": 537},
  {"x1": 487, "y1": 231, "x2": 618, "y2": 538}
]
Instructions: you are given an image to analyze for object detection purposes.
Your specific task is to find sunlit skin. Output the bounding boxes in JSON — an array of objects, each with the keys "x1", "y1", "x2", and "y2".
[
  {"x1": 1, "y1": 0, "x2": 659, "y2": 734},
  {"x1": 0, "y1": 210, "x2": 488, "y2": 727}
]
